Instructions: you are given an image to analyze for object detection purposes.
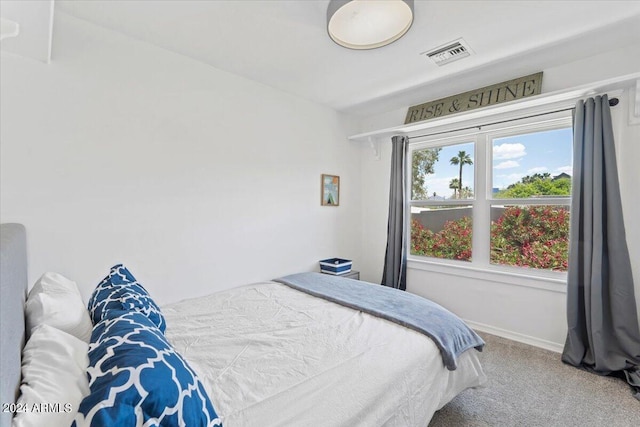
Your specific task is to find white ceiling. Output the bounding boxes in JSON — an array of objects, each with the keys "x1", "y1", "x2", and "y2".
[{"x1": 11, "y1": 1, "x2": 640, "y2": 116}]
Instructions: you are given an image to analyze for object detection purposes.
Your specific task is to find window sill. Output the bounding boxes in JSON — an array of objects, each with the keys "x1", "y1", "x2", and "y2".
[{"x1": 407, "y1": 257, "x2": 567, "y2": 293}]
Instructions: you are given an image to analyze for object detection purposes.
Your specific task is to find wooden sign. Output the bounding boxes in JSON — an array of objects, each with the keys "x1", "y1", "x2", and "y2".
[{"x1": 405, "y1": 72, "x2": 543, "y2": 124}]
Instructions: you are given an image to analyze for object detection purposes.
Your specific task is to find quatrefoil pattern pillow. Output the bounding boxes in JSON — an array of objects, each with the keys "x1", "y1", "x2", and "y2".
[
  {"x1": 72, "y1": 311, "x2": 221, "y2": 427},
  {"x1": 87, "y1": 264, "x2": 166, "y2": 332}
]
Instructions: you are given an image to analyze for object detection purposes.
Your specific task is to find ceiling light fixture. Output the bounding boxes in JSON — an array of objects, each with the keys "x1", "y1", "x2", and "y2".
[{"x1": 327, "y1": 0, "x2": 414, "y2": 50}]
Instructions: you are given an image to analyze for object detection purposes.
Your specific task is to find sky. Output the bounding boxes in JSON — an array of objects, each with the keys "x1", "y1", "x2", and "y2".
[{"x1": 420, "y1": 127, "x2": 573, "y2": 199}]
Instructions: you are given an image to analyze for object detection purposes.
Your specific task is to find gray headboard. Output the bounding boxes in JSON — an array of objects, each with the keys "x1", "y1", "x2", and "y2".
[{"x1": 0, "y1": 224, "x2": 27, "y2": 427}]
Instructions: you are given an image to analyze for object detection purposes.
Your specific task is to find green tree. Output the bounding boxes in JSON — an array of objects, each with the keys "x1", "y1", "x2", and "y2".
[
  {"x1": 461, "y1": 186, "x2": 474, "y2": 199},
  {"x1": 522, "y1": 172, "x2": 551, "y2": 184},
  {"x1": 449, "y1": 178, "x2": 460, "y2": 198},
  {"x1": 495, "y1": 173, "x2": 571, "y2": 198},
  {"x1": 412, "y1": 148, "x2": 441, "y2": 200},
  {"x1": 450, "y1": 150, "x2": 473, "y2": 198}
]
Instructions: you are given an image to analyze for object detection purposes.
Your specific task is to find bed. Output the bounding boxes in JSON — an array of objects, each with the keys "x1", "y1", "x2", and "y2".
[
  {"x1": 0, "y1": 223, "x2": 486, "y2": 427},
  {"x1": 0, "y1": 224, "x2": 28, "y2": 427}
]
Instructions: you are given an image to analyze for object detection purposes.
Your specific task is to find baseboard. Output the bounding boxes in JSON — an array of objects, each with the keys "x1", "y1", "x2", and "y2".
[{"x1": 464, "y1": 319, "x2": 564, "y2": 353}]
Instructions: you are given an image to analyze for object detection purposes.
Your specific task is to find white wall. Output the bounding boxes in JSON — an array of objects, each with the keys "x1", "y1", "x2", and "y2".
[
  {"x1": 2, "y1": 9, "x2": 638, "y2": 352},
  {"x1": 357, "y1": 46, "x2": 640, "y2": 350},
  {"x1": 615, "y1": 87, "x2": 640, "y2": 327},
  {"x1": 0, "y1": 12, "x2": 362, "y2": 304}
]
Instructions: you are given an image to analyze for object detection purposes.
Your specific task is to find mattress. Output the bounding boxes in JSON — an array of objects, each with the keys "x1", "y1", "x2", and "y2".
[{"x1": 163, "y1": 281, "x2": 485, "y2": 426}]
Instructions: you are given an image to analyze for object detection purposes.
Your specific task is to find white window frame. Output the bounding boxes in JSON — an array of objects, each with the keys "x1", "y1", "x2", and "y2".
[{"x1": 407, "y1": 110, "x2": 573, "y2": 286}]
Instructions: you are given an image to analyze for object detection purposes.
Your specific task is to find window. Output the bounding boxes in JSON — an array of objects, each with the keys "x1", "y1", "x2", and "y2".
[
  {"x1": 409, "y1": 113, "x2": 573, "y2": 274},
  {"x1": 410, "y1": 141, "x2": 474, "y2": 262}
]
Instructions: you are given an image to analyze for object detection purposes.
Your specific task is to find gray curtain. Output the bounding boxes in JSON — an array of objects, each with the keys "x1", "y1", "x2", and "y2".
[
  {"x1": 382, "y1": 135, "x2": 408, "y2": 290},
  {"x1": 562, "y1": 95, "x2": 640, "y2": 400}
]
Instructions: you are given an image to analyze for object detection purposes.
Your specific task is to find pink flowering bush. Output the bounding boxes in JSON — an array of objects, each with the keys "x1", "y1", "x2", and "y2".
[
  {"x1": 491, "y1": 205, "x2": 569, "y2": 271},
  {"x1": 410, "y1": 206, "x2": 570, "y2": 271},
  {"x1": 411, "y1": 216, "x2": 472, "y2": 261}
]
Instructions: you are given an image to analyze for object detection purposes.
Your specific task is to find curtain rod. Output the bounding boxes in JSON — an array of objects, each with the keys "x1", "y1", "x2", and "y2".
[{"x1": 407, "y1": 97, "x2": 619, "y2": 141}]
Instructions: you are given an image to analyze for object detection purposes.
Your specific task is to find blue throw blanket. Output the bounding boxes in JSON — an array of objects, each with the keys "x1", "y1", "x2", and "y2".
[{"x1": 274, "y1": 272, "x2": 484, "y2": 370}]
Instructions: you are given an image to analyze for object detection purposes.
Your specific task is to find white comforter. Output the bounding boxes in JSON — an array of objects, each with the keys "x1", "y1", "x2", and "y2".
[{"x1": 163, "y1": 282, "x2": 485, "y2": 427}]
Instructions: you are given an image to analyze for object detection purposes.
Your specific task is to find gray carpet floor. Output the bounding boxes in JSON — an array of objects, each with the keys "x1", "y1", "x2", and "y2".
[{"x1": 429, "y1": 332, "x2": 639, "y2": 427}]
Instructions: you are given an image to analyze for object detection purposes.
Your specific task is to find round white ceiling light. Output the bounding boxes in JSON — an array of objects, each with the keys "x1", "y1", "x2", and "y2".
[{"x1": 327, "y1": 0, "x2": 414, "y2": 50}]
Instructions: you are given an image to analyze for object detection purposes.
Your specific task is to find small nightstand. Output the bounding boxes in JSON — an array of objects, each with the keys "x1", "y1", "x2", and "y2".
[{"x1": 340, "y1": 270, "x2": 360, "y2": 280}]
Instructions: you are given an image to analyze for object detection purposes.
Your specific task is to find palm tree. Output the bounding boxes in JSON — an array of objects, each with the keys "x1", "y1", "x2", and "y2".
[
  {"x1": 449, "y1": 178, "x2": 460, "y2": 199},
  {"x1": 450, "y1": 150, "x2": 473, "y2": 198}
]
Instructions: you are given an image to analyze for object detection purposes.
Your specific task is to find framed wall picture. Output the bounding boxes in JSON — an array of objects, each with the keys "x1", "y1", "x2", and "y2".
[{"x1": 321, "y1": 174, "x2": 340, "y2": 206}]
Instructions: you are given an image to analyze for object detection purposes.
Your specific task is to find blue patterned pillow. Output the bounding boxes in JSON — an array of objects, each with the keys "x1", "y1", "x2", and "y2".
[
  {"x1": 88, "y1": 264, "x2": 166, "y2": 332},
  {"x1": 73, "y1": 311, "x2": 221, "y2": 427},
  {"x1": 87, "y1": 265, "x2": 127, "y2": 322}
]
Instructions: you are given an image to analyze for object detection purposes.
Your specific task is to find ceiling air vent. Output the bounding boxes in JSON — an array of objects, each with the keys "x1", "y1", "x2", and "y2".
[{"x1": 422, "y1": 39, "x2": 472, "y2": 66}]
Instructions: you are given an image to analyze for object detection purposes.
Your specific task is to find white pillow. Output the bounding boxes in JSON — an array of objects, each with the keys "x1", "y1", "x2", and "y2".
[
  {"x1": 12, "y1": 324, "x2": 90, "y2": 427},
  {"x1": 25, "y1": 272, "x2": 93, "y2": 342}
]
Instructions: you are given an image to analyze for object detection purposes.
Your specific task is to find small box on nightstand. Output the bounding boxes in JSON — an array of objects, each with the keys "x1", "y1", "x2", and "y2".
[{"x1": 319, "y1": 258, "x2": 352, "y2": 275}]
